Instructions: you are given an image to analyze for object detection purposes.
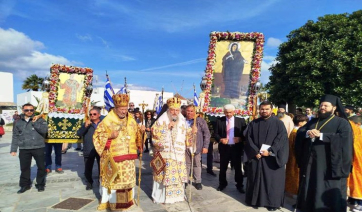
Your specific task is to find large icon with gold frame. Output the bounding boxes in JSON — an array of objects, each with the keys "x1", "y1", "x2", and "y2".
[
  {"x1": 49, "y1": 64, "x2": 93, "y2": 114},
  {"x1": 46, "y1": 64, "x2": 93, "y2": 143},
  {"x1": 201, "y1": 32, "x2": 265, "y2": 117}
]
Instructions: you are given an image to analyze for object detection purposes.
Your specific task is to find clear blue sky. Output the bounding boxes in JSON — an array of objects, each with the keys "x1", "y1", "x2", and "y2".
[{"x1": 0, "y1": 0, "x2": 360, "y2": 101}]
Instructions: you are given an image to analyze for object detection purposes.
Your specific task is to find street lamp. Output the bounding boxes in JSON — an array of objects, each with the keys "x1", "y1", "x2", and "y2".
[
  {"x1": 85, "y1": 84, "x2": 93, "y2": 96},
  {"x1": 200, "y1": 76, "x2": 208, "y2": 91},
  {"x1": 42, "y1": 78, "x2": 50, "y2": 92}
]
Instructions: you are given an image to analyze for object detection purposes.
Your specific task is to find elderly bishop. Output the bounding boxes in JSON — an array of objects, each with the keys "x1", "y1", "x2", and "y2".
[
  {"x1": 151, "y1": 97, "x2": 191, "y2": 204},
  {"x1": 93, "y1": 94, "x2": 143, "y2": 211}
]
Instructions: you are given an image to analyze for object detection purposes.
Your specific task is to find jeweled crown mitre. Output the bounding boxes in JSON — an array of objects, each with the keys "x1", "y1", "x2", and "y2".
[
  {"x1": 167, "y1": 97, "x2": 181, "y2": 109},
  {"x1": 112, "y1": 94, "x2": 130, "y2": 107}
]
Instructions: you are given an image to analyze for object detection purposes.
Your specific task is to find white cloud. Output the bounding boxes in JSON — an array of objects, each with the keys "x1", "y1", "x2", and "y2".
[
  {"x1": 76, "y1": 33, "x2": 92, "y2": 42},
  {"x1": 0, "y1": 28, "x2": 79, "y2": 79},
  {"x1": 266, "y1": 37, "x2": 283, "y2": 48},
  {"x1": 97, "y1": 36, "x2": 110, "y2": 48},
  {"x1": 110, "y1": 54, "x2": 136, "y2": 61},
  {"x1": 0, "y1": 28, "x2": 44, "y2": 58},
  {"x1": 138, "y1": 58, "x2": 205, "y2": 72}
]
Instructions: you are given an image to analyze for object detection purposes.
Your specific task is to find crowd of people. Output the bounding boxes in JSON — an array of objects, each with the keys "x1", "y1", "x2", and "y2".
[{"x1": 9, "y1": 93, "x2": 362, "y2": 212}]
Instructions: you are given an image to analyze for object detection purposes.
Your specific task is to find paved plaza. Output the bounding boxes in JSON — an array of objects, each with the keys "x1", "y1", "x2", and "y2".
[{"x1": 0, "y1": 132, "x2": 295, "y2": 212}]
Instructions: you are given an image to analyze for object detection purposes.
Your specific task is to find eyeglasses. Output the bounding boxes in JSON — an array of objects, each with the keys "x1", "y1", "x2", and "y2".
[
  {"x1": 89, "y1": 113, "x2": 98, "y2": 116},
  {"x1": 129, "y1": 105, "x2": 134, "y2": 106},
  {"x1": 24, "y1": 109, "x2": 34, "y2": 112}
]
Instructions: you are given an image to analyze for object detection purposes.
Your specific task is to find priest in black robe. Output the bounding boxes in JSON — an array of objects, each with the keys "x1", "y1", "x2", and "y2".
[
  {"x1": 295, "y1": 94, "x2": 353, "y2": 212},
  {"x1": 245, "y1": 101, "x2": 289, "y2": 211}
]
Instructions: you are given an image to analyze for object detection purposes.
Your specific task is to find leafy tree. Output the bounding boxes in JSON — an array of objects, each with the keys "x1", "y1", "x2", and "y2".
[
  {"x1": 22, "y1": 74, "x2": 44, "y2": 91},
  {"x1": 266, "y1": 10, "x2": 362, "y2": 108}
]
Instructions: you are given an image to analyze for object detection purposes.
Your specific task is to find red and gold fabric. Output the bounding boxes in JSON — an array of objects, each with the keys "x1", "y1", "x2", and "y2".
[
  {"x1": 93, "y1": 110, "x2": 142, "y2": 210},
  {"x1": 348, "y1": 121, "x2": 362, "y2": 200},
  {"x1": 285, "y1": 127, "x2": 299, "y2": 195},
  {"x1": 109, "y1": 189, "x2": 134, "y2": 211}
]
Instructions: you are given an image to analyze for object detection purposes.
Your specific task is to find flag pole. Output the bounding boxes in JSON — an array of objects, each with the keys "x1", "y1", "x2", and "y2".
[
  {"x1": 137, "y1": 101, "x2": 148, "y2": 206},
  {"x1": 188, "y1": 84, "x2": 198, "y2": 203},
  {"x1": 106, "y1": 71, "x2": 115, "y2": 95},
  {"x1": 124, "y1": 77, "x2": 128, "y2": 95},
  {"x1": 161, "y1": 87, "x2": 164, "y2": 103}
]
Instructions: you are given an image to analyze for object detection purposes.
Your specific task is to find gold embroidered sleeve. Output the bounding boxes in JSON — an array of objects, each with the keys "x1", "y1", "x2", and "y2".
[
  {"x1": 135, "y1": 125, "x2": 143, "y2": 151},
  {"x1": 93, "y1": 122, "x2": 110, "y2": 156},
  {"x1": 185, "y1": 127, "x2": 193, "y2": 147},
  {"x1": 151, "y1": 121, "x2": 168, "y2": 152}
]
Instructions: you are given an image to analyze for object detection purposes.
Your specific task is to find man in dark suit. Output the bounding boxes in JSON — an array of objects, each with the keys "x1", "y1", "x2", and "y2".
[{"x1": 214, "y1": 104, "x2": 246, "y2": 193}]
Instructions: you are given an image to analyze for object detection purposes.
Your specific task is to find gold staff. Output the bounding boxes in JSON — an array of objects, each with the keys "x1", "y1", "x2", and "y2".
[
  {"x1": 137, "y1": 100, "x2": 148, "y2": 205},
  {"x1": 189, "y1": 84, "x2": 198, "y2": 202}
]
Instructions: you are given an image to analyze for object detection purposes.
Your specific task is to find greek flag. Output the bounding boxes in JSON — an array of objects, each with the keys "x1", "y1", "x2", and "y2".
[
  {"x1": 104, "y1": 79, "x2": 114, "y2": 111},
  {"x1": 194, "y1": 90, "x2": 199, "y2": 107},
  {"x1": 155, "y1": 95, "x2": 163, "y2": 114},
  {"x1": 116, "y1": 86, "x2": 127, "y2": 94}
]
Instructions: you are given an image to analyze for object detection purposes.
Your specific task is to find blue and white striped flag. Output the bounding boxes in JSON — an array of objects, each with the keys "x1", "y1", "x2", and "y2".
[
  {"x1": 194, "y1": 90, "x2": 199, "y2": 107},
  {"x1": 155, "y1": 95, "x2": 163, "y2": 114},
  {"x1": 104, "y1": 79, "x2": 115, "y2": 111},
  {"x1": 116, "y1": 86, "x2": 127, "y2": 94}
]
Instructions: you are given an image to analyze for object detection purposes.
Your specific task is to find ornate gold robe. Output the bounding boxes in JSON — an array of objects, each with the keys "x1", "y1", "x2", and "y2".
[
  {"x1": 348, "y1": 121, "x2": 362, "y2": 200},
  {"x1": 151, "y1": 113, "x2": 192, "y2": 203},
  {"x1": 285, "y1": 127, "x2": 299, "y2": 195},
  {"x1": 93, "y1": 110, "x2": 142, "y2": 210}
]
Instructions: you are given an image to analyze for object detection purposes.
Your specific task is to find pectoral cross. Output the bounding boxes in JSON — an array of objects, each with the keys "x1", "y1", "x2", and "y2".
[
  {"x1": 179, "y1": 124, "x2": 186, "y2": 134},
  {"x1": 58, "y1": 118, "x2": 72, "y2": 130}
]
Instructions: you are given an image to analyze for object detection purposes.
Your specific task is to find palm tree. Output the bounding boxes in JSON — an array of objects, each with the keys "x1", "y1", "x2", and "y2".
[{"x1": 22, "y1": 74, "x2": 44, "y2": 91}]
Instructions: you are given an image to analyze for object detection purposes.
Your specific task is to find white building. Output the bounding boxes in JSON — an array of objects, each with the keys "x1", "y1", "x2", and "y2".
[
  {"x1": 17, "y1": 91, "x2": 43, "y2": 110},
  {"x1": 0, "y1": 72, "x2": 16, "y2": 123},
  {"x1": 0, "y1": 72, "x2": 14, "y2": 103}
]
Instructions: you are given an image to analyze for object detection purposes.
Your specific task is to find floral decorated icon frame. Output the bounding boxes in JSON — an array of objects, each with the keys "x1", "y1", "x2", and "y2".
[
  {"x1": 49, "y1": 64, "x2": 93, "y2": 114},
  {"x1": 46, "y1": 64, "x2": 93, "y2": 143},
  {"x1": 201, "y1": 32, "x2": 265, "y2": 117}
]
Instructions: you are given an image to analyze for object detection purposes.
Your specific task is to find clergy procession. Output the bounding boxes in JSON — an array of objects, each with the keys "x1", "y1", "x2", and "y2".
[
  {"x1": 3, "y1": 7, "x2": 362, "y2": 211},
  {"x1": 9, "y1": 85, "x2": 362, "y2": 212}
]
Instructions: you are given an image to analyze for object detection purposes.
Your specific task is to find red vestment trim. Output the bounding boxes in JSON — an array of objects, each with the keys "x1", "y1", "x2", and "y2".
[
  {"x1": 105, "y1": 139, "x2": 112, "y2": 150},
  {"x1": 115, "y1": 202, "x2": 133, "y2": 209},
  {"x1": 115, "y1": 188, "x2": 134, "y2": 209},
  {"x1": 113, "y1": 154, "x2": 138, "y2": 162}
]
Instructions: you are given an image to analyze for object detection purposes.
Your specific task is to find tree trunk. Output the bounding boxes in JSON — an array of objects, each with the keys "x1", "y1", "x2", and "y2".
[{"x1": 288, "y1": 102, "x2": 296, "y2": 114}]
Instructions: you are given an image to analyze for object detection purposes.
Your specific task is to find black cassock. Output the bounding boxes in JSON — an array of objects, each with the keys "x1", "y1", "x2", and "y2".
[
  {"x1": 245, "y1": 116, "x2": 289, "y2": 208},
  {"x1": 295, "y1": 116, "x2": 353, "y2": 212}
]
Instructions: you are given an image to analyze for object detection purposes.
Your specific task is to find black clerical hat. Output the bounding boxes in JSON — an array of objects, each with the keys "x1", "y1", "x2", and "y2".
[
  {"x1": 320, "y1": 94, "x2": 347, "y2": 119},
  {"x1": 345, "y1": 105, "x2": 354, "y2": 110},
  {"x1": 151, "y1": 103, "x2": 169, "y2": 127},
  {"x1": 278, "y1": 103, "x2": 286, "y2": 110}
]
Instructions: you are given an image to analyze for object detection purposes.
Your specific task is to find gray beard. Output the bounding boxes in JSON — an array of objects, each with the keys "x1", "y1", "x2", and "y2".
[
  {"x1": 167, "y1": 112, "x2": 179, "y2": 125},
  {"x1": 277, "y1": 112, "x2": 285, "y2": 118}
]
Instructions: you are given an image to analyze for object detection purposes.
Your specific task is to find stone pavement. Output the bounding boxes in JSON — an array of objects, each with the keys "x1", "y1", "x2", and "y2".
[{"x1": 0, "y1": 132, "x2": 295, "y2": 212}]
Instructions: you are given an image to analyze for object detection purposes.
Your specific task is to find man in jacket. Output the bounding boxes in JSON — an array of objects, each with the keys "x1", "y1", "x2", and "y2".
[
  {"x1": 185, "y1": 104, "x2": 211, "y2": 190},
  {"x1": 77, "y1": 107, "x2": 102, "y2": 190},
  {"x1": 10, "y1": 103, "x2": 48, "y2": 193},
  {"x1": 214, "y1": 104, "x2": 247, "y2": 193}
]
